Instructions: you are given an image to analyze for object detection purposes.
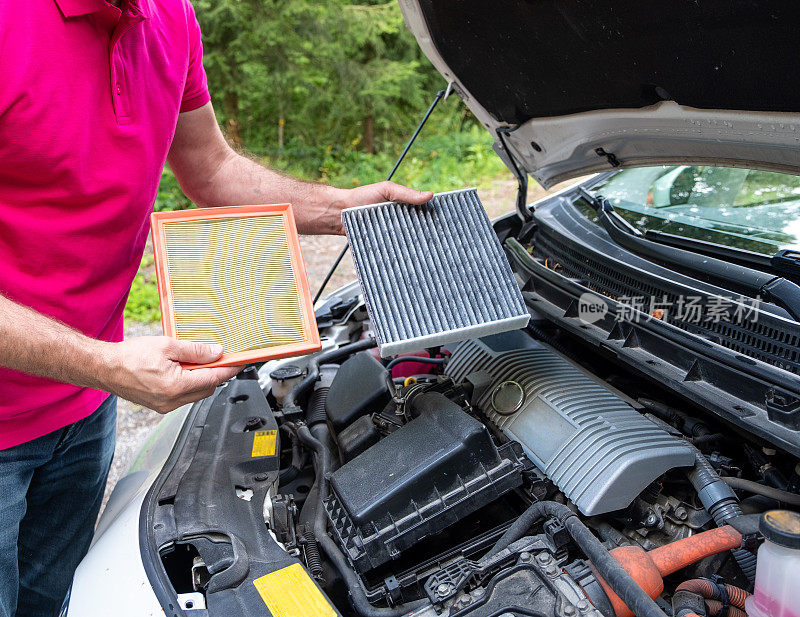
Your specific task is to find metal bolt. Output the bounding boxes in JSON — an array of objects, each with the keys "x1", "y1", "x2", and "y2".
[
  {"x1": 254, "y1": 473, "x2": 268, "y2": 482},
  {"x1": 535, "y1": 552, "x2": 551, "y2": 565},
  {"x1": 458, "y1": 594, "x2": 472, "y2": 606},
  {"x1": 545, "y1": 564, "x2": 558, "y2": 577},
  {"x1": 564, "y1": 605, "x2": 576, "y2": 616},
  {"x1": 472, "y1": 588, "x2": 485, "y2": 598},
  {"x1": 675, "y1": 507, "x2": 688, "y2": 521},
  {"x1": 645, "y1": 513, "x2": 658, "y2": 526},
  {"x1": 436, "y1": 583, "x2": 450, "y2": 596},
  {"x1": 519, "y1": 551, "x2": 531, "y2": 562},
  {"x1": 576, "y1": 599, "x2": 590, "y2": 611}
]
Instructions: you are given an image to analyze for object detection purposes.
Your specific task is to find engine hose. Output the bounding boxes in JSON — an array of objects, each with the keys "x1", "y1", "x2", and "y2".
[
  {"x1": 278, "y1": 457, "x2": 302, "y2": 485},
  {"x1": 688, "y1": 452, "x2": 758, "y2": 584},
  {"x1": 672, "y1": 588, "x2": 708, "y2": 617},
  {"x1": 283, "y1": 338, "x2": 377, "y2": 411},
  {"x1": 296, "y1": 425, "x2": 425, "y2": 617},
  {"x1": 306, "y1": 387, "x2": 329, "y2": 426},
  {"x1": 705, "y1": 599, "x2": 747, "y2": 617},
  {"x1": 385, "y1": 356, "x2": 445, "y2": 371},
  {"x1": 692, "y1": 433, "x2": 725, "y2": 448},
  {"x1": 488, "y1": 501, "x2": 669, "y2": 617},
  {"x1": 675, "y1": 590, "x2": 748, "y2": 617},
  {"x1": 278, "y1": 425, "x2": 307, "y2": 486},
  {"x1": 676, "y1": 579, "x2": 750, "y2": 610},
  {"x1": 722, "y1": 476, "x2": 800, "y2": 506},
  {"x1": 638, "y1": 398, "x2": 683, "y2": 425}
]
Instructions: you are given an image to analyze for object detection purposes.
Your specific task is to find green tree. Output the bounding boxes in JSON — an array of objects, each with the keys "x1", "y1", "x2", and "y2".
[{"x1": 195, "y1": 0, "x2": 439, "y2": 154}]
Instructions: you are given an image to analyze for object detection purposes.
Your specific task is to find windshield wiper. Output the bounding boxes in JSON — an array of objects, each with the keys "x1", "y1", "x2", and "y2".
[
  {"x1": 643, "y1": 229, "x2": 774, "y2": 269},
  {"x1": 638, "y1": 230, "x2": 800, "y2": 286},
  {"x1": 772, "y1": 249, "x2": 800, "y2": 280},
  {"x1": 577, "y1": 187, "x2": 800, "y2": 321},
  {"x1": 577, "y1": 187, "x2": 800, "y2": 283}
]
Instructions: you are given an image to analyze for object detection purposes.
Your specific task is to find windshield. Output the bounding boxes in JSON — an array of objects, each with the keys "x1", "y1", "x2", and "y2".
[{"x1": 589, "y1": 166, "x2": 800, "y2": 255}]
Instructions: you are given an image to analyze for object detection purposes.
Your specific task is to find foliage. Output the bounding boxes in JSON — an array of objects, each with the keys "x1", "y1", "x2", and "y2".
[
  {"x1": 194, "y1": 0, "x2": 439, "y2": 152},
  {"x1": 124, "y1": 254, "x2": 161, "y2": 324},
  {"x1": 153, "y1": 168, "x2": 193, "y2": 212},
  {"x1": 261, "y1": 106, "x2": 506, "y2": 194}
]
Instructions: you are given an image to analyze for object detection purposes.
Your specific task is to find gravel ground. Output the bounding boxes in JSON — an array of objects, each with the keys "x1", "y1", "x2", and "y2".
[{"x1": 104, "y1": 177, "x2": 574, "y2": 503}]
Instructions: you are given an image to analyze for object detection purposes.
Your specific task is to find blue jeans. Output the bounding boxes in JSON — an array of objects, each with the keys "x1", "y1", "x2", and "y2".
[{"x1": 0, "y1": 395, "x2": 116, "y2": 617}]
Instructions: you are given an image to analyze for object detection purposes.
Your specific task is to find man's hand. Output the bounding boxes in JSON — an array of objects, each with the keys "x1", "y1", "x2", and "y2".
[
  {"x1": 104, "y1": 337, "x2": 241, "y2": 414},
  {"x1": 303, "y1": 181, "x2": 434, "y2": 235},
  {"x1": 0, "y1": 293, "x2": 241, "y2": 414},
  {"x1": 168, "y1": 103, "x2": 434, "y2": 235}
]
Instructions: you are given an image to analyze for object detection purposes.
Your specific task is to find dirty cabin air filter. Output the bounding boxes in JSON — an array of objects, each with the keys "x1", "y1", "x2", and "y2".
[
  {"x1": 151, "y1": 204, "x2": 320, "y2": 369},
  {"x1": 342, "y1": 188, "x2": 529, "y2": 357}
]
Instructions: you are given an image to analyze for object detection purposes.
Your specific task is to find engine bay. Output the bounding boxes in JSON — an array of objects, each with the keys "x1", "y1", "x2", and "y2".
[
  {"x1": 145, "y1": 231, "x2": 800, "y2": 617},
  {"x1": 231, "y1": 291, "x2": 798, "y2": 617}
]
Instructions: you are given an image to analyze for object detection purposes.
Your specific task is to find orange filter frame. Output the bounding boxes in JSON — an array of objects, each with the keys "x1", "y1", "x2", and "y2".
[{"x1": 151, "y1": 204, "x2": 321, "y2": 369}]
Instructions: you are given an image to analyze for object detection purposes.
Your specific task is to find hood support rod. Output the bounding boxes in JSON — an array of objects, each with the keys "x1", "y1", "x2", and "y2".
[
  {"x1": 314, "y1": 88, "x2": 447, "y2": 304},
  {"x1": 496, "y1": 126, "x2": 531, "y2": 222}
]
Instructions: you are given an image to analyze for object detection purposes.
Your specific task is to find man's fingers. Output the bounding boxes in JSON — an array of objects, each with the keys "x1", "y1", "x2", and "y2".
[
  {"x1": 166, "y1": 339, "x2": 224, "y2": 364},
  {"x1": 381, "y1": 181, "x2": 433, "y2": 205},
  {"x1": 181, "y1": 365, "x2": 242, "y2": 393}
]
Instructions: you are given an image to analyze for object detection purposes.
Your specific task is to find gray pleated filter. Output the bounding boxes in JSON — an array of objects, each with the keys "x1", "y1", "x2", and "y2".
[{"x1": 342, "y1": 188, "x2": 530, "y2": 357}]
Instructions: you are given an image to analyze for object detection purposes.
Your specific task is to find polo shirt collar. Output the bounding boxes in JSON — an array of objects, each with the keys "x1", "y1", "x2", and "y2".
[{"x1": 54, "y1": 0, "x2": 151, "y2": 19}]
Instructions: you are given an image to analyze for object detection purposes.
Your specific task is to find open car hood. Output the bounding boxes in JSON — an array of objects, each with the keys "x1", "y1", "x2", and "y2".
[{"x1": 400, "y1": 0, "x2": 800, "y2": 188}]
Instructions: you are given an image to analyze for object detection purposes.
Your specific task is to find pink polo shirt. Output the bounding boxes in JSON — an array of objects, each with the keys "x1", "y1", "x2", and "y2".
[{"x1": 0, "y1": 0, "x2": 210, "y2": 449}]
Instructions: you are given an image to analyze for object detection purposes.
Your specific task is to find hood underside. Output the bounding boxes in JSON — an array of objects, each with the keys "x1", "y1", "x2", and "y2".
[{"x1": 400, "y1": 0, "x2": 800, "y2": 187}]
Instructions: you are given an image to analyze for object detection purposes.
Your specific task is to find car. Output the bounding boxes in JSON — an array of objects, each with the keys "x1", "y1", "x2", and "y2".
[{"x1": 66, "y1": 1, "x2": 800, "y2": 616}]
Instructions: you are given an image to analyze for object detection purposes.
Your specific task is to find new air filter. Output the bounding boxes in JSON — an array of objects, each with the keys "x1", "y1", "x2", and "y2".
[
  {"x1": 151, "y1": 204, "x2": 320, "y2": 369},
  {"x1": 342, "y1": 188, "x2": 529, "y2": 357}
]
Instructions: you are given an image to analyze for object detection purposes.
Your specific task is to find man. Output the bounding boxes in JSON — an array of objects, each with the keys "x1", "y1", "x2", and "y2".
[{"x1": 0, "y1": 0, "x2": 432, "y2": 615}]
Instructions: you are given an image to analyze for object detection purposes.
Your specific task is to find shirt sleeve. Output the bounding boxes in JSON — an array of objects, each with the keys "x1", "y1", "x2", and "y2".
[{"x1": 180, "y1": 1, "x2": 211, "y2": 113}]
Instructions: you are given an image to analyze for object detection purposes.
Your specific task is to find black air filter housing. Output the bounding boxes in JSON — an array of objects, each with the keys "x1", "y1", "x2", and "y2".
[
  {"x1": 325, "y1": 352, "x2": 391, "y2": 432},
  {"x1": 325, "y1": 393, "x2": 527, "y2": 572}
]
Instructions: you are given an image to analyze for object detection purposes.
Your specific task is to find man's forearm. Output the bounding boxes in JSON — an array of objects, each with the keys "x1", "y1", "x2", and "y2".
[
  {"x1": 0, "y1": 293, "x2": 241, "y2": 413},
  {"x1": 0, "y1": 293, "x2": 113, "y2": 389},
  {"x1": 168, "y1": 103, "x2": 433, "y2": 235},
  {"x1": 188, "y1": 150, "x2": 346, "y2": 235}
]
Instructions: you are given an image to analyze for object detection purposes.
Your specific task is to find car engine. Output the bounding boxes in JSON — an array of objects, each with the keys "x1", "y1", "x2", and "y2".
[{"x1": 258, "y1": 295, "x2": 800, "y2": 617}]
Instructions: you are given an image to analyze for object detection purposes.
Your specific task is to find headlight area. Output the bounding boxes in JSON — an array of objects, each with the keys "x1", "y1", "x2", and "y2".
[{"x1": 139, "y1": 369, "x2": 340, "y2": 617}]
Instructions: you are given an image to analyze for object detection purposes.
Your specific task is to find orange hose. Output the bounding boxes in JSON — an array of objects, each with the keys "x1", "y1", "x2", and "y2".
[
  {"x1": 650, "y1": 526, "x2": 744, "y2": 576},
  {"x1": 706, "y1": 599, "x2": 747, "y2": 617},
  {"x1": 676, "y1": 579, "x2": 750, "y2": 610},
  {"x1": 593, "y1": 526, "x2": 744, "y2": 617}
]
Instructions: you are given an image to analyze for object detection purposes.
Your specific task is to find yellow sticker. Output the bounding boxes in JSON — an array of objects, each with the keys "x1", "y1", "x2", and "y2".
[
  {"x1": 253, "y1": 563, "x2": 336, "y2": 617},
  {"x1": 252, "y1": 430, "x2": 277, "y2": 457}
]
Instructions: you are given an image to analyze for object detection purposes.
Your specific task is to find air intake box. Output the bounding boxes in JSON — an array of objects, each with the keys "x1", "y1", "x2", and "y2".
[
  {"x1": 325, "y1": 393, "x2": 528, "y2": 572},
  {"x1": 325, "y1": 352, "x2": 392, "y2": 432}
]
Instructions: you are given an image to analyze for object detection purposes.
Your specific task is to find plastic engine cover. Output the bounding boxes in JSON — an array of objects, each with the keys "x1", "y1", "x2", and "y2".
[
  {"x1": 325, "y1": 352, "x2": 392, "y2": 432},
  {"x1": 446, "y1": 332, "x2": 697, "y2": 515},
  {"x1": 325, "y1": 393, "x2": 527, "y2": 572}
]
